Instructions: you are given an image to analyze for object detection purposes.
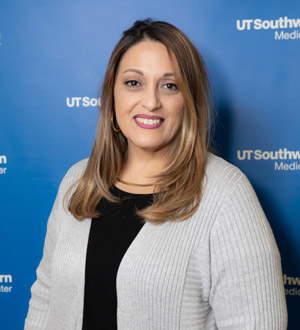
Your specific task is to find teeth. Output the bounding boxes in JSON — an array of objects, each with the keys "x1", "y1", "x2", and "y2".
[{"x1": 135, "y1": 117, "x2": 161, "y2": 125}]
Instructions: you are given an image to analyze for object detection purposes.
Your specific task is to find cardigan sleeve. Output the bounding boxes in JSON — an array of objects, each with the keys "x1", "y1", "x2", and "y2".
[
  {"x1": 209, "y1": 174, "x2": 288, "y2": 329},
  {"x1": 24, "y1": 164, "x2": 81, "y2": 330}
]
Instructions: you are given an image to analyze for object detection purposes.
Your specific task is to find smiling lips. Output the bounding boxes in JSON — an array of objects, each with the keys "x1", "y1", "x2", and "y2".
[{"x1": 134, "y1": 114, "x2": 164, "y2": 129}]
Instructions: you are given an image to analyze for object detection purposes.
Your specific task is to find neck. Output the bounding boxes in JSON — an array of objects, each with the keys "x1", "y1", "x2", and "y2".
[
  {"x1": 122, "y1": 147, "x2": 167, "y2": 180},
  {"x1": 115, "y1": 146, "x2": 168, "y2": 194}
]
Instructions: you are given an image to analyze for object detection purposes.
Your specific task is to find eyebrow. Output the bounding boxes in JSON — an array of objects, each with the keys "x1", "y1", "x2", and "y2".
[{"x1": 122, "y1": 69, "x2": 175, "y2": 77}]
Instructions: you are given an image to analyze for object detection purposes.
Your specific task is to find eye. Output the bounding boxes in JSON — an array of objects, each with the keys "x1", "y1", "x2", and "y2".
[
  {"x1": 125, "y1": 80, "x2": 140, "y2": 87},
  {"x1": 163, "y1": 83, "x2": 178, "y2": 91}
]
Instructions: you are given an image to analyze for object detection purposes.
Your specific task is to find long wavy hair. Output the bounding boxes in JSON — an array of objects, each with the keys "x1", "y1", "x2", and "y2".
[{"x1": 67, "y1": 18, "x2": 211, "y2": 224}]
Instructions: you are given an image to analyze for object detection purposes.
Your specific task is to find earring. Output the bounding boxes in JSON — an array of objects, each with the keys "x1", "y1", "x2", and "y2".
[{"x1": 111, "y1": 113, "x2": 121, "y2": 133}]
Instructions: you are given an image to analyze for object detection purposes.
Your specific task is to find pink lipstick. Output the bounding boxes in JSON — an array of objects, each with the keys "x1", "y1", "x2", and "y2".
[{"x1": 133, "y1": 114, "x2": 164, "y2": 129}]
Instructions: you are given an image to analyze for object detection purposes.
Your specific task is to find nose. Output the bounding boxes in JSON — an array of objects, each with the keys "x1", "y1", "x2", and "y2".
[{"x1": 141, "y1": 85, "x2": 162, "y2": 111}]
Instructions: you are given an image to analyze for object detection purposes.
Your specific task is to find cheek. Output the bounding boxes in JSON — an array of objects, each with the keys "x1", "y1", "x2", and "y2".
[
  {"x1": 169, "y1": 99, "x2": 185, "y2": 125},
  {"x1": 113, "y1": 86, "x2": 122, "y2": 111},
  {"x1": 167, "y1": 102, "x2": 185, "y2": 138},
  {"x1": 114, "y1": 92, "x2": 127, "y2": 121},
  {"x1": 114, "y1": 89, "x2": 138, "y2": 118}
]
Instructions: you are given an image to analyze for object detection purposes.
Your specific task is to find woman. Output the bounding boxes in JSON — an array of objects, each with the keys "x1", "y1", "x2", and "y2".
[{"x1": 25, "y1": 19, "x2": 287, "y2": 329}]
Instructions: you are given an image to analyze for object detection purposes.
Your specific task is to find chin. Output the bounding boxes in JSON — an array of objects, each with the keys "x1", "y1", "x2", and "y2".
[
  {"x1": 138, "y1": 144, "x2": 161, "y2": 151},
  {"x1": 133, "y1": 138, "x2": 160, "y2": 149}
]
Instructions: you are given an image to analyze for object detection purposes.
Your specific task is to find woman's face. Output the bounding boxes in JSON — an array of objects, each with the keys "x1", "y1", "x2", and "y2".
[{"x1": 113, "y1": 40, "x2": 185, "y2": 155}]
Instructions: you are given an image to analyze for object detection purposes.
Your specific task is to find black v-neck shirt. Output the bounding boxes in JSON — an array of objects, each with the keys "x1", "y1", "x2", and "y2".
[{"x1": 82, "y1": 186, "x2": 153, "y2": 330}]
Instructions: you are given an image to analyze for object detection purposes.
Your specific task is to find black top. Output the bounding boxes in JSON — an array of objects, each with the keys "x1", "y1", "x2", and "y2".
[{"x1": 82, "y1": 185, "x2": 153, "y2": 330}]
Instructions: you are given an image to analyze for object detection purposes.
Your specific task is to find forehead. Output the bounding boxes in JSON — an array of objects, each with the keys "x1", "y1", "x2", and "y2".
[{"x1": 117, "y1": 40, "x2": 176, "y2": 73}]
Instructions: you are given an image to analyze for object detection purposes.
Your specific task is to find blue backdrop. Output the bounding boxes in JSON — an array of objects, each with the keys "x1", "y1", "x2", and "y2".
[{"x1": 1, "y1": 0, "x2": 299, "y2": 328}]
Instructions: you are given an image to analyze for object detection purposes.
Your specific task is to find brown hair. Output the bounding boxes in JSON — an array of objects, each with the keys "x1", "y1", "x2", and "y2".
[{"x1": 67, "y1": 18, "x2": 211, "y2": 224}]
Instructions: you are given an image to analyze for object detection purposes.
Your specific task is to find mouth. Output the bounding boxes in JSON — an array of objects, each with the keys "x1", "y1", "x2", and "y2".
[{"x1": 133, "y1": 114, "x2": 164, "y2": 129}]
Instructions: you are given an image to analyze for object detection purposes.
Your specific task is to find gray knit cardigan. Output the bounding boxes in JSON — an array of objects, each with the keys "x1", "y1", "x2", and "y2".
[{"x1": 24, "y1": 153, "x2": 288, "y2": 330}]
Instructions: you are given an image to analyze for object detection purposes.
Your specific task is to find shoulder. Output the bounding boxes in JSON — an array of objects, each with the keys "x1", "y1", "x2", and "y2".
[
  {"x1": 48, "y1": 158, "x2": 89, "y2": 220},
  {"x1": 59, "y1": 158, "x2": 89, "y2": 191},
  {"x1": 206, "y1": 152, "x2": 243, "y2": 181},
  {"x1": 204, "y1": 153, "x2": 267, "y2": 230},
  {"x1": 204, "y1": 152, "x2": 246, "y2": 192},
  {"x1": 205, "y1": 154, "x2": 276, "y2": 249},
  {"x1": 201, "y1": 152, "x2": 260, "y2": 214},
  {"x1": 65, "y1": 158, "x2": 89, "y2": 178}
]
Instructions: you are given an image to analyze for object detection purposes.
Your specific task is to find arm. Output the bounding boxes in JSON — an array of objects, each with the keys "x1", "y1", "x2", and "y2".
[
  {"x1": 209, "y1": 174, "x2": 288, "y2": 329},
  {"x1": 24, "y1": 162, "x2": 82, "y2": 330},
  {"x1": 24, "y1": 188, "x2": 61, "y2": 329}
]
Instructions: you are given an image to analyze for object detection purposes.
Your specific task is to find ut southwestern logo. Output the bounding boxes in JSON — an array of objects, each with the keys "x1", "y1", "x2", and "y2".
[
  {"x1": 236, "y1": 16, "x2": 300, "y2": 40},
  {"x1": 237, "y1": 149, "x2": 300, "y2": 171},
  {"x1": 0, "y1": 274, "x2": 13, "y2": 293},
  {"x1": 284, "y1": 274, "x2": 300, "y2": 296},
  {"x1": 66, "y1": 97, "x2": 101, "y2": 108},
  {"x1": 0, "y1": 155, "x2": 7, "y2": 175}
]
